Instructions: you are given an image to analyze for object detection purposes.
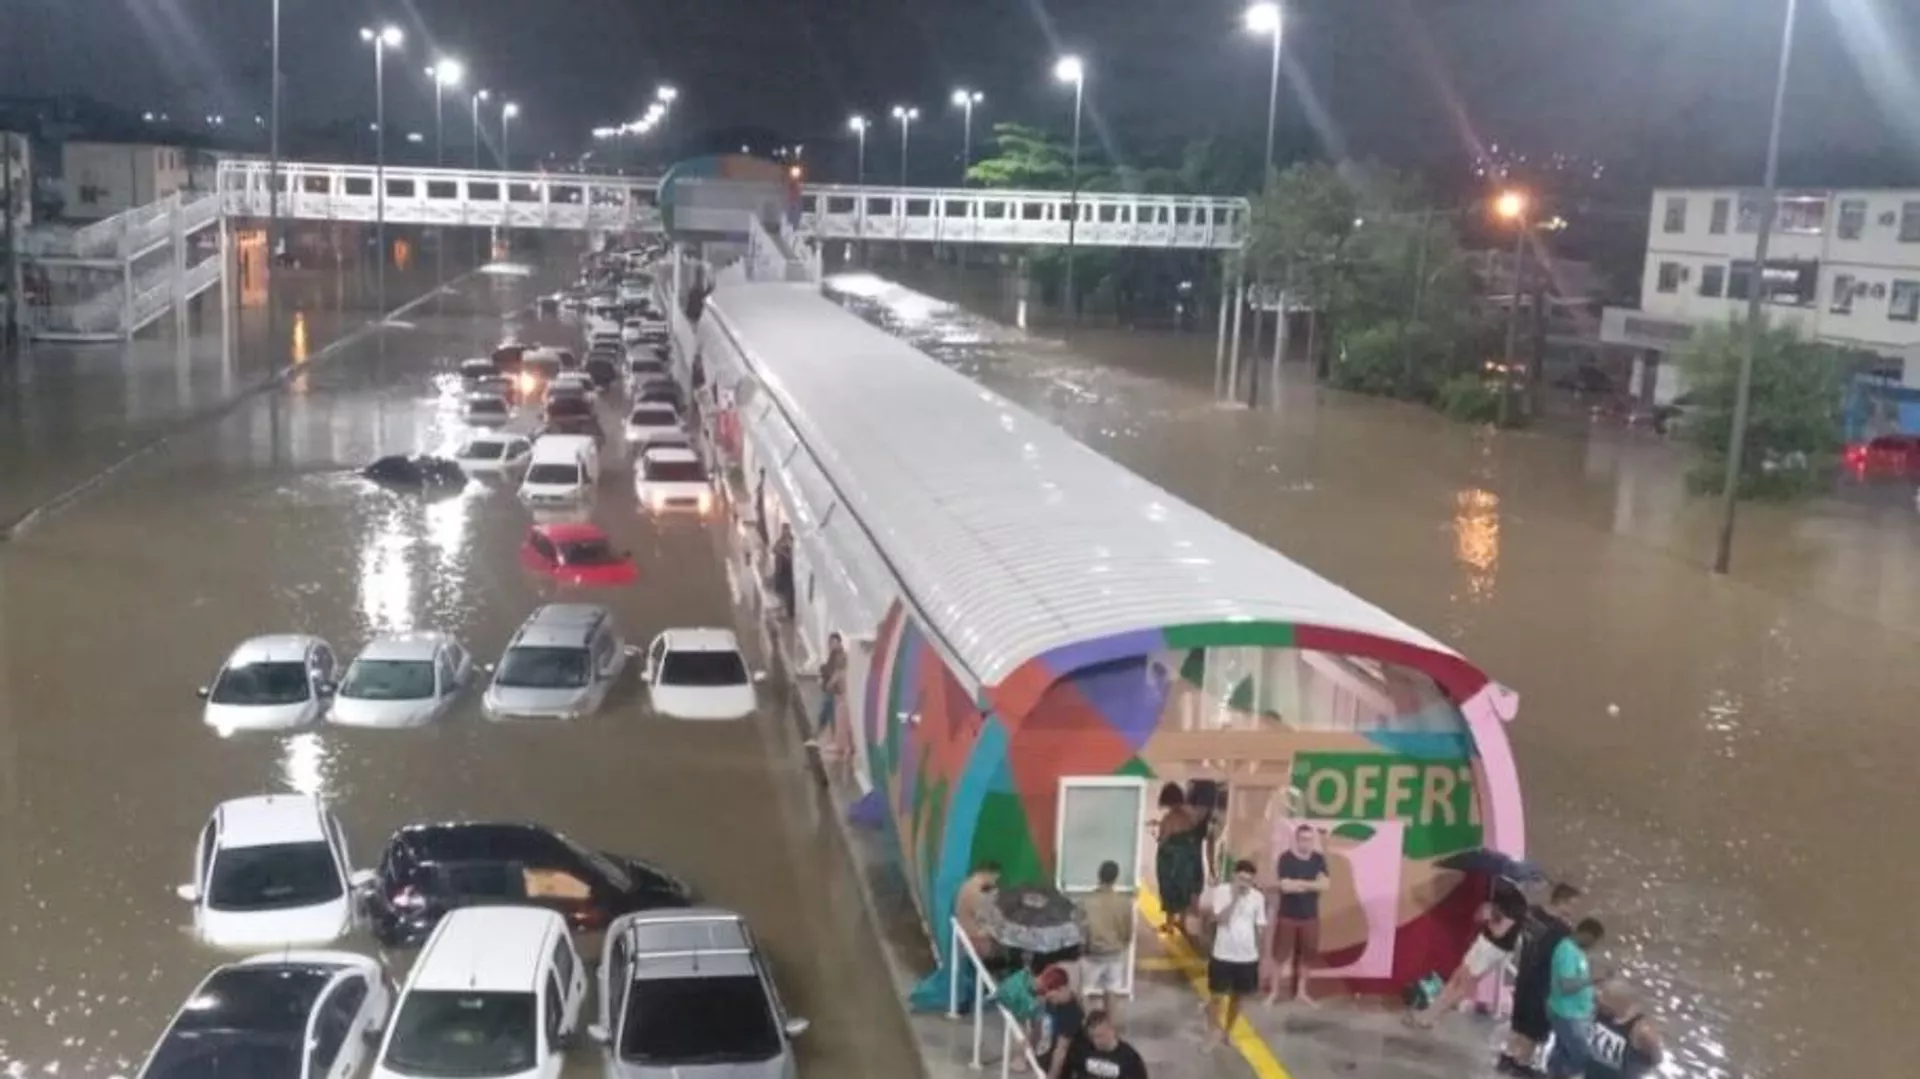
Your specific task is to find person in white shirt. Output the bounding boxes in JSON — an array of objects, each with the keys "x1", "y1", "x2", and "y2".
[{"x1": 1202, "y1": 859, "x2": 1268, "y2": 1045}]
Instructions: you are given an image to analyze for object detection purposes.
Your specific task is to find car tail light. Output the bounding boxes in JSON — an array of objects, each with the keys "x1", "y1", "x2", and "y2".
[
  {"x1": 389, "y1": 886, "x2": 426, "y2": 911},
  {"x1": 697, "y1": 490, "x2": 712, "y2": 515},
  {"x1": 571, "y1": 906, "x2": 608, "y2": 930}
]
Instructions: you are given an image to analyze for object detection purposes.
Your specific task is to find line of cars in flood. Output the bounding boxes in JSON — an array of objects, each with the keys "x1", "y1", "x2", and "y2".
[{"x1": 146, "y1": 251, "x2": 808, "y2": 1079}]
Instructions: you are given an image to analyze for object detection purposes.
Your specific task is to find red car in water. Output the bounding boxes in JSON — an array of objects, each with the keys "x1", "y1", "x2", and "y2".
[
  {"x1": 1844, "y1": 434, "x2": 1920, "y2": 480},
  {"x1": 518, "y1": 522, "x2": 637, "y2": 587}
]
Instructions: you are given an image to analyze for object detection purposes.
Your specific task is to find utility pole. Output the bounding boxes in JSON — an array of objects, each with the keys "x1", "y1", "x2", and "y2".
[
  {"x1": 267, "y1": 0, "x2": 282, "y2": 367},
  {"x1": 3, "y1": 134, "x2": 19, "y2": 351}
]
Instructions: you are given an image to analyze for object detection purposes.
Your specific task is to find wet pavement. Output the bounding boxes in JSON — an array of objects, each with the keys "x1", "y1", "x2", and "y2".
[
  {"x1": 829, "y1": 268, "x2": 1920, "y2": 1079},
  {"x1": 0, "y1": 255, "x2": 921, "y2": 1078}
]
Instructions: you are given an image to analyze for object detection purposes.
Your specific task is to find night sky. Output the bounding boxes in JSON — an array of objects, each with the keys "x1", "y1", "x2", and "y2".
[{"x1": 4, "y1": 0, "x2": 1918, "y2": 176}]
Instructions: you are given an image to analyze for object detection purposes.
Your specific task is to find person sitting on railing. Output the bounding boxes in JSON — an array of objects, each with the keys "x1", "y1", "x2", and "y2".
[{"x1": 956, "y1": 861, "x2": 1013, "y2": 973}]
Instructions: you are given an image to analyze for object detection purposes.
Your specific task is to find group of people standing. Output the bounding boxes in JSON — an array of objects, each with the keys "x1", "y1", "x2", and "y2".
[{"x1": 1151, "y1": 780, "x2": 1662, "y2": 1078}]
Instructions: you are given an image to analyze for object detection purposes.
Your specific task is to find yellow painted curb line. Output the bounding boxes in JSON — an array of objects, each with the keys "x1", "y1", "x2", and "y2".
[{"x1": 1137, "y1": 887, "x2": 1294, "y2": 1079}]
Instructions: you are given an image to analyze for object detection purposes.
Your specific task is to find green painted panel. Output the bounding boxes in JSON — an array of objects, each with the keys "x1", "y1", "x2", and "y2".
[
  {"x1": 1117, "y1": 756, "x2": 1155, "y2": 779},
  {"x1": 1164, "y1": 621, "x2": 1296, "y2": 651},
  {"x1": 1293, "y1": 751, "x2": 1481, "y2": 859},
  {"x1": 972, "y1": 791, "x2": 1045, "y2": 887}
]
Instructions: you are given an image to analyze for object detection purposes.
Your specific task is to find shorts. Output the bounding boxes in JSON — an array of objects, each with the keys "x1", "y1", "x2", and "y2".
[
  {"x1": 1462, "y1": 935, "x2": 1511, "y2": 980},
  {"x1": 1081, "y1": 952, "x2": 1126, "y2": 993},
  {"x1": 1207, "y1": 958, "x2": 1260, "y2": 997},
  {"x1": 1272, "y1": 916, "x2": 1321, "y2": 965},
  {"x1": 1509, "y1": 981, "x2": 1551, "y2": 1041}
]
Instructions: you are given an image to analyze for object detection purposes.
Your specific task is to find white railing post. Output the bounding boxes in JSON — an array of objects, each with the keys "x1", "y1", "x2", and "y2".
[
  {"x1": 948, "y1": 920, "x2": 963, "y2": 1018},
  {"x1": 1000, "y1": 1018, "x2": 1014, "y2": 1079}
]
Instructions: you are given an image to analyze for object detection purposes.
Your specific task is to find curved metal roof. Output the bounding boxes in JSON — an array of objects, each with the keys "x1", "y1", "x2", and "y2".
[{"x1": 703, "y1": 281, "x2": 1479, "y2": 694}]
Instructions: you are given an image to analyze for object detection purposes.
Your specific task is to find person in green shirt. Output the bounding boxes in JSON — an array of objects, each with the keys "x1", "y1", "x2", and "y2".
[{"x1": 1545, "y1": 918, "x2": 1606, "y2": 1078}]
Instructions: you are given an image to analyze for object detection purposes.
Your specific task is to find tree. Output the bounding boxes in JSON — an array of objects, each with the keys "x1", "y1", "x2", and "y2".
[
  {"x1": 1677, "y1": 320, "x2": 1844, "y2": 499},
  {"x1": 964, "y1": 123, "x2": 1082, "y2": 189},
  {"x1": 1245, "y1": 163, "x2": 1488, "y2": 402}
]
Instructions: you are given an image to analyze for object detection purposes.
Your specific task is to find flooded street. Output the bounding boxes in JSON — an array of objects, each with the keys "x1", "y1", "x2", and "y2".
[
  {"x1": 0, "y1": 259, "x2": 919, "y2": 1078},
  {"x1": 831, "y1": 268, "x2": 1919, "y2": 1079}
]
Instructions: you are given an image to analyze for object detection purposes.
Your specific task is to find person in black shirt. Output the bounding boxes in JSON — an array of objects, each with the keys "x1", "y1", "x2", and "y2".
[
  {"x1": 1030, "y1": 965, "x2": 1084, "y2": 1079},
  {"x1": 1585, "y1": 980, "x2": 1663, "y2": 1079},
  {"x1": 1265, "y1": 824, "x2": 1331, "y2": 1005},
  {"x1": 1061, "y1": 1010, "x2": 1147, "y2": 1079},
  {"x1": 1501, "y1": 882, "x2": 1585, "y2": 1077}
]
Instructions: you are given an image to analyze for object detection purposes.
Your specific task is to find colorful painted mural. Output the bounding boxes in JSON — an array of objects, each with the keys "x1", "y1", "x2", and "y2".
[{"x1": 861, "y1": 598, "x2": 1524, "y2": 995}]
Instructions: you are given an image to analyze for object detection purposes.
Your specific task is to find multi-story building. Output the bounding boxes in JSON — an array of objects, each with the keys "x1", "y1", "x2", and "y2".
[
  {"x1": 1603, "y1": 187, "x2": 1920, "y2": 400},
  {"x1": 59, "y1": 141, "x2": 188, "y2": 220}
]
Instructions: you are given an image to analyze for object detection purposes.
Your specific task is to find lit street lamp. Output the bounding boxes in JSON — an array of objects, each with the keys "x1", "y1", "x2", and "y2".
[
  {"x1": 1244, "y1": 2, "x2": 1283, "y2": 178},
  {"x1": 1053, "y1": 55, "x2": 1086, "y2": 322},
  {"x1": 1715, "y1": 0, "x2": 1802, "y2": 576},
  {"x1": 428, "y1": 58, "x2": 463, "y2": 166},
  {"x1": 470, "y1": 88, "x2": 489, "y2": 263},
  {"x1": 891, "y1": 105, "x2": 918, "y2": 187},
  {"x1": 360, "y1": 23, "x2": 404, "y2": 313},
  {"x1": 1493, "y1": 189, "x2": 1529, "y2": 427},
  {"x1": 950, "y1": 88, "x2": 983, "y2": 184},
  {"x1": 501, "y1": 102, "x2": 519, "y2": 169},
  {"x1": 848, "y1": 114, "x2": 869, "y2": 255}
]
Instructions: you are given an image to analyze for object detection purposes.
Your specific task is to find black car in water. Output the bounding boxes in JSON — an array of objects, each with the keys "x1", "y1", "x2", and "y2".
[
  {"x1": 544, "y1": 395, "x2": 606, "y2": 444},
  {"x1": 584, "y1": 356, "x2": 620, "y2": 389},
  {"x1": 365, "y1": 821, "x2": 693, "y2": 946}
]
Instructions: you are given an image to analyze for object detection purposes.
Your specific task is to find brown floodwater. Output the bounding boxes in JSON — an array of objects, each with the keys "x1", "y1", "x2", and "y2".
[
  {"x1": 0, "y1": 257, "x2": 920, "y2": 1078},
  {"x1": 829, "y1": 265, "x2": 1920, "y2": 1079}
]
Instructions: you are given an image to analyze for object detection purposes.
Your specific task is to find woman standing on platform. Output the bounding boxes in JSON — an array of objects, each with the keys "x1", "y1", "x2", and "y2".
[{"x1": 1154, "y1": 783, "x2": 1207, "y2": 937}]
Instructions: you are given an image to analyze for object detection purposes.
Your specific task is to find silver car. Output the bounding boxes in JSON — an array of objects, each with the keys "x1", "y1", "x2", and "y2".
[
  {"x1": 587, "y1": 908, "x2": 807, "y2": 1079},
  {"x1": 482, "y1": 604, "x2": 634, "y2": 720}
]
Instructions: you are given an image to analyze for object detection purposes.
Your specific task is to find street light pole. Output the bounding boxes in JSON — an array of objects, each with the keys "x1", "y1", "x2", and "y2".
[
  {"x1": 470, "y1": 88, "x2": 488, "y2": 264},
  {"x1": 267, "y1": 0, "x2": 282, "y2": 359},
  {"x1": 1054, "y1": 56, "x2": 1086, "y2": 324},
  {"x1": 847, "y1": 115, "x2": 868, "y2": 260},
  {"x1": 361, "y1": 24, "x2": 403, "y2": 315},
  {"x1": 891, "y1": 106, "x2": 917, "y2": 256},
  {"x1": 950, "y1": 89, "x2": 982, "y2": 184},
  {"x1": 1714, "y1": 0, "x2": 1801, "y2": 576},
  {"x1": 1245, "y1": 3, "x2": 1283, "y2": 179}
]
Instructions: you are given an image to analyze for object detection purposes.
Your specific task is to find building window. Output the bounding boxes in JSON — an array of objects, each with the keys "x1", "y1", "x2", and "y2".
[
  {"x1": 1736, "y1": 194, "x2": 1764, "y2": 233},
  {"x1": 1662, "y1": 195, "x2": 1687, "y2": 234},
  {"x1": 1777, "y1": 197, "x2": 1827, "y2": 234},
  {"x1": 1730, "y1": 258, "x2": 1819, "y2": 307},
  {"x1": 1891, "y1": 280, "x2": 1920, "y2": 322},
  {"x1": 1709, "y1": 197, "x2": 1730, "y2": 235},
  {"x1": 1656, "y1": 262, "x2": 1683, "y2": 293},
  {"x1": 1902, "y1": 203, "x2": 1920, "y2": 242},
  {"x1": 1699, "y1": 264, "x2": 1726, "y2": 298},
  {"x1": 1838, "y1": 199, "x2": 1867, "y2": 240},
  {"x1": 1830, "y1": 274, "x2": 1855, "y2": 315},
  {"x1": 1727, "y1": 261, "x2": 1753, "y2": 300}
]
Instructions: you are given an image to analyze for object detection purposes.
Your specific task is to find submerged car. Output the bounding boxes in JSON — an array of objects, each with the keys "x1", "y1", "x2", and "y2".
[
  {"x1": 362, "y1": 454, "x2": 465, "y2": 489},
  {"x1": 520, "y1": 522, "x2": 638, "y2": 587},
  {"x1": 634, "y1": 446, "x2": 712, "y2": 516},
  {"x1": 175, "y1": 794, "x2": 371, "y2": 951},
  {"x1": 640, "y1": 628, "x2": 762, "y2": 721},
  {"x1": 482, "y1": 604, "x2": 634, "y2": 720},
  {"x1": 135, "y1": 952, "x2": 391, "y2": 1079},
  {"x1": 453, "y1": 433, "x2": 533, "y2": 476},
  {"x1": 462, "y1": 392, "x2": 513, "y2": 428},
  {"x1": 329, "y1": 633, "x2": 473, "y2": 729},
  {"x1": 587, "y1": 907, "x2": 808, "y2": 1079},
  {"x1": 365, "y1": 821, "x2": 693, "y2": 946},
  {"x1": 199, "y1": 635, "x2": 337, "y2": 734}
]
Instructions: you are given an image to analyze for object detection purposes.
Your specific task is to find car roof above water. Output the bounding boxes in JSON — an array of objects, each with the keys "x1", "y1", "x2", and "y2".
[
  {"x1": 412, "y1": 907, "x2": 567, "y2": 994},
  {"x1": 510, "y1": 603, "x2": 611, "y2": 649},
  {"x1": 217, "y1": 793, "x2": 327, "y2": 848},
  {"x1": 661, "y1": 627, "x2": 740, "y2": 653},
  {"x1": 227, "y1": 634, "x2": 321, "y2": 666},
  {"x1": 356, "y1": 633, "x2": 448, "y2": 663},
  {"x1": 618, "y1": 908, "x2": 757, "y2": 980}
]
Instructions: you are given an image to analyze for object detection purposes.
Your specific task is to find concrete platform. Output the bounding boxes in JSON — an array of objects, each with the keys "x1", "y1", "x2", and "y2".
[{"x1": 724, "y1": 507, "x2": 1510, "y2": 1079}]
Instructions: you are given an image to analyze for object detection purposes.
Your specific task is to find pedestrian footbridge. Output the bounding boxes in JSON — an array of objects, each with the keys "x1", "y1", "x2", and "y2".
[{"x1": 19, "y1": 156, "x2": 1249, "y2": 342}]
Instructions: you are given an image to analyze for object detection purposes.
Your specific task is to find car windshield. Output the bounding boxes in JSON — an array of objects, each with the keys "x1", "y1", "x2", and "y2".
[
  {"x1": 207, "y1": 842, "x2": 342, "y2": 911},
  {"x1": 145, "y1": 966, "x2": 331, "y2": 1079},
  {"x1": 629, "y1": 362, "x2": 665, "y2": 377},
  {"x1": 525, "y1": 463, "x2": 580, "y2": 486},
  {"x1": 618, "y1": 975, "x2": 780, "y2": 1065},
  {"x1": 340, "y1": 659, "x2": 437, "y2": 701},
  {"x1": 467, "y1": 398, "x2": 506, "y2": 415},
  {"x1": 644, "y1": 459, "x2": 708, "y2": 485},
  {"x1": 660, "y1": 650, "x2": 748, "y2": 687},
  {"x1": 629, "y1": 409, "x2": 677, "y2": 428},
  {"x1": 383, "y1": 991, "x2": 537, "y2": 1079},
  {"x1": 495, "y1": 646, "x2": 590, "y2": 689},
  {"x1": 559, "y1": 539, "x2": 621, "y2": 566},
  {"x1": 460, "y1": 441, "x2": 505, "y2": 460},
  {"x1": 210, "y1": 661, "x2": 311, "y2": 706}
]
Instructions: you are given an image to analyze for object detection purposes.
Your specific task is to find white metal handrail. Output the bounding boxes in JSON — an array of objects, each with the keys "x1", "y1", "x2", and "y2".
[{"x1": 948, "y1": 919, "x2": 1047, "y2": 1076}]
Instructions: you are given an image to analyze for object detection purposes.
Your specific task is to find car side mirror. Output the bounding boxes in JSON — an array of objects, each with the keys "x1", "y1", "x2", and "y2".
[
  {"x1": 637, "y1": 669, "x2": 652, "y2": 684},
  {"x1": 349, "y1": 869, "x2": 378, "y2": 890},
  {"x1": 317, "y1": 681, "x2": 337, "y2": 697},
  {"x1": 195, "y1": 686, "x2": 210, "y2": 699},
  {"x1": 586, "y1": 1023, "x2": 610, "y2": 1045},
  {"x1": 783, "y1": 1017, "x2": 811, "y2": 1038},
  {"x1": 624, "y1": 645, "x2": 641, "y2": 658},
  {"x1": 174, "y1": 883, "x2": 200, "y2": 902},
  {"x1": 362, "y1": 1025, "x2": 383, "y2": 1045},
  {"x1": 752, "y1": 671, "x2": 769, "y2": 684},
  {"x1": 482, "y1": 662, "x2": 497, "y2": 674}
]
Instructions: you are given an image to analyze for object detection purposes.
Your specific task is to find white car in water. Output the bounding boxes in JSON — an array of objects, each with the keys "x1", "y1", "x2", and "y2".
[
  {"x1": 462, "y1": 392, "x2": 513, "y2": 428},
  {"x1": 175, "y1": 794, "x2": 372, "y2": 951},
  {"x1": 453, "y1": 433, "x2": 534, "y2": 476},
  {"x1": 622, "y1": 403, "x2": 682, "y2": 449},
  {"x1": 639, "y1": 628, "x2": 764, "y2": 720},
  {"x1": 135, "y1": 952, "x2": 392, "y2": 1079},
  {"x1": 199, "y1": 635, "x2": 337, "y2": 734},
  {"x1": 329, "y1": 633, "x2": 473, "y2": 729},
  {"x1": 633, "y1": 445, "x2": 712, "y2": 516}
]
